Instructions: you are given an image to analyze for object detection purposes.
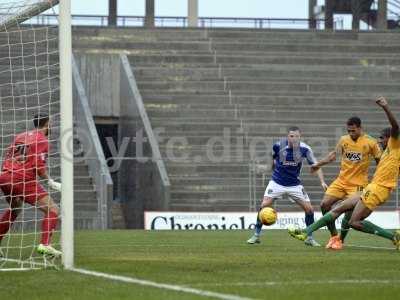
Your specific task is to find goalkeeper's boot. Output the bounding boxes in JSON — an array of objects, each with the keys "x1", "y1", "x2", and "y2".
[
  {"x1": 288, "y1": 226, "x2": 307, "y2": 242},
  {"x1": 304, "y1": 236, "x2": 321, "y2": 247},
  {"x1": 393, "y1": 230, "x2": 400, "y2": 250},
  {"x1": 246, "y1": 234, "x2": 260, "y2": 244},
  {"x1": 325, "y1": 235, "x2": 340, "y2": 249},
  {"x1": 37, "y1": 244, "x2": 62, "y2": 258}
]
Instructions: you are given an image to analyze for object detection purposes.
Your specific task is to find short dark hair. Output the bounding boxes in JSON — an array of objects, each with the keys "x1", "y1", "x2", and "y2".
[
  {"x1": 381, "y1": 127, "x2": 391, "y2": 138},
  {"x1": 33, "y1": 113, "x2": 49, "y2": 128},
  {"x1": 288, "y1": 126, "x2": 300, "y2": 133},
  {"x1": 347, "y1": 116, "x2": 361, "y2": 127}
]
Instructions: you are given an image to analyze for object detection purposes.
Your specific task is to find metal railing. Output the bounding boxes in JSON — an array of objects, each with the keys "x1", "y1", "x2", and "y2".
[
  {"x1": 23, "y1": 14, "x2": 340, "y2": 30},
  {"x1": 72, "y1": 55, "x2": 113, "y2": 230}
]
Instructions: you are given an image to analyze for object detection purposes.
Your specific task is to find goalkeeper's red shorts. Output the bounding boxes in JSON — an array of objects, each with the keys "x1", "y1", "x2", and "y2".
[{"x1": 0, "y1": 171, "x2": 48, "y2": 205}]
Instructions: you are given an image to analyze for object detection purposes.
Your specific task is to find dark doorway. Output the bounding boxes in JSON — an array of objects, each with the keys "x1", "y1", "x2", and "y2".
[{"x1": 96, "y1": 123, "x2": 119, "y2": 199}]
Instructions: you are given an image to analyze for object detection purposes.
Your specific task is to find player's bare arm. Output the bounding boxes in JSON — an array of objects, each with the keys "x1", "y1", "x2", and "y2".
[
  {"x1": 310, "y1": 150, "x2": 336, "y2": 173},
  {"x1": 376, "y1": 96, "x2": 399, "y2": 137},
  {"x1": 316, "y1": 169, "x2": 328, "y2": 191}
]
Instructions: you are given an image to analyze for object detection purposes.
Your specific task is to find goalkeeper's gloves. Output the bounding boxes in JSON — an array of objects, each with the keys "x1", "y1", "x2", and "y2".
[{"x1": 48, "y1": 178, "x2": 61, "y2": 192}]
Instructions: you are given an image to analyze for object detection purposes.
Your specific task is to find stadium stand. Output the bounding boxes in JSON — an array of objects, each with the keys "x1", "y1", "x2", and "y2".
[{"x1": 73, "y1": 27, "x2": 400, "y2": 214}]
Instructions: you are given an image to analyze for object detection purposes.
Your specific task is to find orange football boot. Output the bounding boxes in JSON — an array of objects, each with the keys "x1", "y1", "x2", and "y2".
[
  {"x1": 331, "y1": 238, "x2": 343, "y2": 250},
  {"x1": 325, "y1": 235, "x2": 340, "y2": 249}
]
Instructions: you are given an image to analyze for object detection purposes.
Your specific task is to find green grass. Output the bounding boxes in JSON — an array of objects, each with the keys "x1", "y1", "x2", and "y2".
[{"x1": 1, "y1": 230, "x2": 400, "y2": 300}]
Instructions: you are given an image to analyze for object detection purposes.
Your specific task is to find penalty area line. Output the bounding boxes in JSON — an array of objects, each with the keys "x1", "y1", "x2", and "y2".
[{"x1": 71, "y1": 267, "x2": 254, "y2": 300}]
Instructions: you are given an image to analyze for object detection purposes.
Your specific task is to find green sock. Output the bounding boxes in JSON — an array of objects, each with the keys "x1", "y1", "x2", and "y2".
[
  {"x1": 305, "y1": 212, "x2": 335, "y2": 236},
  {"x1": 339, "y1": 210, "x2": 352, "y2": 242},
  {"x1": 321, "y1": 207, "x2": 338, "y2": 236},
  {"x1": 359, "y1": 220, "x2": 395, "y2": 241}
]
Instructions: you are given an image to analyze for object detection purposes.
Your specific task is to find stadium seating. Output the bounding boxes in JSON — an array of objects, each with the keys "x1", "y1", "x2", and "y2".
[{"x1": 73, "y1": 27, "x2": 400, "y2": 212}]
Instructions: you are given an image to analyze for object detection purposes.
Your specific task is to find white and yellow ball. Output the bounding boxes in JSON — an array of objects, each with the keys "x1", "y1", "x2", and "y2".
[{"x1": 259, "y1": 207, "x2": 277, "y2": 225}]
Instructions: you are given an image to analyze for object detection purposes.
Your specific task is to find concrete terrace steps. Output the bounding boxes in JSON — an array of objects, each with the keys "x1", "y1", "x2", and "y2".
[
  {"x1": 164, "y1": 163, "x2": 341, "y2": 177},
  {"x1": 146, "y1": 107, "x2": 400, "y2": 119},
  {"x1": 137, "y1": 72, "x2": 400, "y2": 82},
  {"x1": 138, "y1": 80, "x2": 400, "y2": 93},
  {"x1": 127, "y1": 54, "x2": 400, "y2": 66},
  {"x1": 73, "y1": 40, "x2": 212, "y2": 51},
  {"x1": 73, "y1": 38, "x2": 400, "y2": 56},
  {"x1": 168, "y1": 175, "x2": 340, "y2": 185},
  {"x1": 141, "y1": 89, "x2": 400, "y2": 97},
  {"x1": 102, "y1": 27, "x2": 400, "y2": 211},
  {"x1": 144, "y1": 102, "x2": 400, "y2": 112},
  {"x1": 135, "y1": 68, "x2": 400, "y2": 82},
  {"x1": 135, "y1": 64, "x2": 399, "y2": 73},
  {"x1": 138, "y1": 80, "x2": 400, "y2": 94},
  {"x1": 150, "y1": 125, "x2": 384, "y2": 139},
  {"x1": 156, "y1": 137, "x2": 373, "y2": 150},
  {"x1": 209, "y1": 36, "x2": 400, "y2": 45},
  {"x1": 150, "y1": 117, "x2": 393, "y2": 126},
  {"x1": 71, "y1": 27, "x2": 400, "y2": 43},
  {"x1": 131, "y1": 62, "x2": 394, "y2": 69},
  {"x1": 141, "y1": 93, "x2": 400, "y2": 105},
  {"x1": 210, "y1": 42, "x2": 400, "y2": 53},
  {"x1": 138, "y1": 75, "x2": 400, "y2": 84},
  {"x1": 136, "y1": 63, "x2": 399, "y2": 72}
]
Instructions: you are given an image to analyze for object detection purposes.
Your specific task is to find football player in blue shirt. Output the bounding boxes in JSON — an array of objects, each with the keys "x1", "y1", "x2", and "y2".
[{"x1": 247, "y1": 126, "x2": 328, "y2": 246}]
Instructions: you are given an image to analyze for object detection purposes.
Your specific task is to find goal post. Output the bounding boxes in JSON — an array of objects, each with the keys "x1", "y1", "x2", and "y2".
[
  {"x1": 0, "y1": 0, "x2": 73, "y2": 271},
  {"x1": 59, "y1": 0, "x2": 73, "y2": 270}
]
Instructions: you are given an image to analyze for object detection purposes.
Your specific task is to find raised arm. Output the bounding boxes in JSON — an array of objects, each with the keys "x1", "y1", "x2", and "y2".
[{"x1": 376, "y1": 96, "x2": 399, "y2": 138}]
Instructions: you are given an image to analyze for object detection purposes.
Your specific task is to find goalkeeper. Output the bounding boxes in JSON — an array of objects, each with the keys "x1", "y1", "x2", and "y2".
[{"x1": 0, "y1": 113, "x2": 62, "y2": 257}]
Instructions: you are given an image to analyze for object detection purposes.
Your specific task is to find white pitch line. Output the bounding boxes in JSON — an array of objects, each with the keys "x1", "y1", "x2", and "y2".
[
  {"x1": 0, "y1": 268, "x2": 39, "y2": 272},
  {"x1": 72, "y1": 268, "x2": 254, "y2": 300},
  {"x1": 190, "y1": 279, "x2": 400, "y2": 287},
  {"x1": 346, "y1": 244, "x2": 396, "y2": 250}
]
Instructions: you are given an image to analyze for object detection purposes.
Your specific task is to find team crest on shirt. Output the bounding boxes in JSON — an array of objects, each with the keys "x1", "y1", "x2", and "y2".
[{"x1": 345, "y1": 151, "x2": 362, "y2": 162}]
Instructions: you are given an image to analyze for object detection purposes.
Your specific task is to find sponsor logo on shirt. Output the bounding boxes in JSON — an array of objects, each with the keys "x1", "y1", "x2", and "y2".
[
  {"x1": 282, "y1": 161, "x2": 299, "y2": 166},
  {"x1": 345, "y1": 151, "x2": 362, "y2": 162}
]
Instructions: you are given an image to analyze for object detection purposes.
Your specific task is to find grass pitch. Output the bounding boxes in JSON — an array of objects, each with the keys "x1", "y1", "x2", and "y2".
[{"x1": 1, "y1": 230, "x2": 400, "y2": 300}]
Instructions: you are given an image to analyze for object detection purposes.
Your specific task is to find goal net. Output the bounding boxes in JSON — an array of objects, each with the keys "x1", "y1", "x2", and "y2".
[{"x1": 0, "y1": 0, "x2": 63, "y2": 271}]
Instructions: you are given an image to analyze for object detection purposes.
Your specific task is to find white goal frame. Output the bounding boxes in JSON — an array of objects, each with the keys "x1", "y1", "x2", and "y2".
[{"x1": 59, "y1": 0, "x2": 73, "y2": 270}]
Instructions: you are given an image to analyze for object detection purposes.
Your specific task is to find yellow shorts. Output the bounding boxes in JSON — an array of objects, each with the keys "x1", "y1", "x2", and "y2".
[
  {"x1": 361, "y1": 183, "x2": 391, "y2": 210},
  {"x1": 325, "y1": 179, "x2": 365, "y2": 199}
]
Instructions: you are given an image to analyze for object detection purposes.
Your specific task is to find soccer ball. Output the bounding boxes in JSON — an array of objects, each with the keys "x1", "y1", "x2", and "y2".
[{"x1": 259, "y1": 207, "x2": 277, "y2": 225}]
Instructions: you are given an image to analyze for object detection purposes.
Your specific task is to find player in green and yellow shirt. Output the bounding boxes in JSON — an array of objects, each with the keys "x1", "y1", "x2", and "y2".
[{"x1": 289, "y1": 96, "x2": 400, "y2": 250}]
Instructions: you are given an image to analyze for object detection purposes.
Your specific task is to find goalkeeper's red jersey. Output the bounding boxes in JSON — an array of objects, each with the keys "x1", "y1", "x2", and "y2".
[{"x1": 2, "y1": 130, "x2": 49, "y2": 181}]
